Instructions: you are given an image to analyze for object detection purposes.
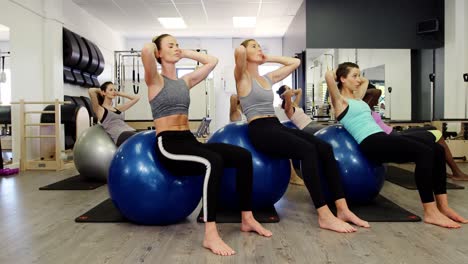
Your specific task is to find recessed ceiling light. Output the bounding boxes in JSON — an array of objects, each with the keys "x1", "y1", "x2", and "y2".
[
  {"x1": 158, "y1": 17, "x2": 187, "y2": 29},
  {"x1": 233, "y1": 17, "x2": 256, "y2": 28}
]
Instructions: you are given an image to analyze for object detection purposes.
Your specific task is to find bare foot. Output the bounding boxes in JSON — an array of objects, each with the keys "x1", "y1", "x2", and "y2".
[
  {"x1": 424, "y1": 209, "x2": 461, "y2": 229},
  {"x1": 241, "y1": 212, "x2": 272, "y2": 237},
  {"x1": 447, "y1": 172, "x2": 468, "y2": 181},
  {"x1": 439, "y1": 207, "x2": 468, "y2": 224},
  {"x1": 337, "y1": 209, "x2": 370, "y2": 228},
  {"x1": 203, "y1": 224, "x2": 236, "y2": 256},
  {"x1": 317, "y1": 208, "x2": 357, "y2": 233}
]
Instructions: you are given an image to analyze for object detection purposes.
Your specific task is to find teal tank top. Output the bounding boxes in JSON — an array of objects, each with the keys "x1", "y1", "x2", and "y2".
[{"x1": 337, "y1": 99, "x2": 383, "y2": 144}]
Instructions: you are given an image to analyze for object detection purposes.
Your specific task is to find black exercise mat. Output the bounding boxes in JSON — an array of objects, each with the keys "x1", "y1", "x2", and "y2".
[
  {"x1": 330, "y1": 195, "x2": 421, "y2": 222},
  {"x1": 75, "y1": 199, "x2": 127, "y2": 223},
  {"x1": 76, "y1": 197, "x2": 413, "y2": 223},
  {"x1": 386, "y1": 165, "x2": 464, "y2": 190},
  {"x1": 197, "y1": 205, "x2": 280, "y2": 223},
  {"x1": 75, "y1": 199, "x2": 279, "y2": 224},
  {"x1": 39, "y1": 175, "x2": 106, "y2": 190}
]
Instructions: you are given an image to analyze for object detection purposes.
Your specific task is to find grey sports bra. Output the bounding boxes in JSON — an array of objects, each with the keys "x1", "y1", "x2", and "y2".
[
  {"x1": 149, "y1": 75, "x2": 190, "y2": 120},
  {"x1": 238, "y1": 75, "x2": 276, "y2": 120}
]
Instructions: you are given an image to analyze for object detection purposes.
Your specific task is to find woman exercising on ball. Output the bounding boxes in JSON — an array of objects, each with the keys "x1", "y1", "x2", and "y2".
[
  {"x1": 235, "y1": 39, "x2": 369, "y2": 233},
  {"x1": 141, "y1": 34, "x2": 271, "y2": 257},
  {"x1": 277, "y1": 85, "x2": 323, "y2": 135},
  {"x1": 364, "y1": 87, "x2": 468, "y2": 181},
  {"x1": 88, "y1": 82, "x2": 140, "y2": 146},
  {"x1": 325, "y1": 62, "x2": 467, "y2": 229}
]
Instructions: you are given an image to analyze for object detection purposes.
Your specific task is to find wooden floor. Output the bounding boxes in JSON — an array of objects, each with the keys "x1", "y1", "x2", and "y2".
[{"x1": 1, "y1": 164, "x2": 468, "y2": 264}]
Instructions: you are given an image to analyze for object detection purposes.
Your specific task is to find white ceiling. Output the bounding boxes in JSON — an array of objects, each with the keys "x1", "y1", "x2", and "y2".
[{"x1": 72, "y1": 0, "x2": 304, "y2": 39}]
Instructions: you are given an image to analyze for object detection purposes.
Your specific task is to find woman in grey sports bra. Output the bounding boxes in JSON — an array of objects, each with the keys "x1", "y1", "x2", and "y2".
[
  {"x1": 141, "y1": 34, "x2": 272, "y2": 257},
  {"x1": 235, "y1": 39, "x2": 370, "y2": 233},
  {"x1": 88, "y1": 82, "x2": 140, "y2": 146}
]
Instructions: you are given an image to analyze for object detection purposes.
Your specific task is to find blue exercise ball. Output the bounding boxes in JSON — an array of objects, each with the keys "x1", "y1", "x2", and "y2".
[
  {"x1": 108, "y1": 131, "x2": 204, "y2": 225},
  {"x1": 208, "y1": 122, "x2": 290, "y2": 209},
  {"x1": 314, "y1": 125, "x2": 385, "y2": 204},
  {"x1": 281, "y1": 120, "x2": 298, "y2": 130}
]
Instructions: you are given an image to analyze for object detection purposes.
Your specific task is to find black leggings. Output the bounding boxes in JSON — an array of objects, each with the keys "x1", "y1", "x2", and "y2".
[
  {"x1": 248, "y1": 117, "x2": 345, "y2": 209},
  {"x1": 155, "y1": 130, "x2": 253, "y2": 222},
  {"x1": 360, "y1": 132, "x2": 446, "y2": 203}
]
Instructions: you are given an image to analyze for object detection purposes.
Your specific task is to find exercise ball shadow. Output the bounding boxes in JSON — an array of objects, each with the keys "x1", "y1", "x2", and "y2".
[
  {"x1": 108, "y1": 131, "x2": 204, "y2": 225},
  {"x1": 208, "y1": 122, "x2": 290, "y2": 209},
  {"x1": 314, "y1": 125, "x2": 385, "y2": 204},
  {"x1": 73, "y1": 125, "x2": 116, "y2": 181}
]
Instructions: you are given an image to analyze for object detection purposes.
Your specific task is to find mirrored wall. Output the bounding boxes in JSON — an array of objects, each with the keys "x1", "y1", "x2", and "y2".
[{"x1": 305, "y1": 48, "x2": 421, "y2": 121}]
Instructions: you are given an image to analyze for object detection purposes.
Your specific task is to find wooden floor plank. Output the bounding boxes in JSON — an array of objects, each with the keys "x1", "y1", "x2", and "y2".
[{"x1": 1, "y1": 163, "x2": 468, "y2": 263}]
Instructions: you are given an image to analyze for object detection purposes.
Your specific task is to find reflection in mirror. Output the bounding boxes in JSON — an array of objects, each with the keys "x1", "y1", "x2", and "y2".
[
  {"x1": 306, "y1": 48, "x2": 412, "y2": 121},
  {"x1": 362, "y1": 65, "x2": 386, "y2": 116}
]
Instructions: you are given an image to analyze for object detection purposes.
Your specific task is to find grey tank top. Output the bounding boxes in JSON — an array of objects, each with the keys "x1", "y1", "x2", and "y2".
[
  {"x1": 100, "y1": 108, "x2": 136, "y2": 144},
  {"x1": 239, "y1": 75, "x2": 276, "y2": 120},
  {"x1": 149, "y1": 75, "x2": 190, "y2": 120}
]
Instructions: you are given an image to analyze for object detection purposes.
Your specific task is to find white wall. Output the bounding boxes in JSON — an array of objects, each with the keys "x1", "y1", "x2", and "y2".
[
  {"x1": 444, "y1": 0, "x2": 468, "y2": 118},
  {"x1": 61, "y1": 0, "x2": 125, "y2": 97},
  {"x1": 0, "y1": 0, "x2": 124, "y2": 165},
  {"x1": 307, "y1": 48, "x2": 411, "y2": 120},
  {"x1": 125, "y1": 37, "x2": 283, "y2": 131},
  {"x1": 0, "y1": 0, "x2": 47, "y2": 164}
]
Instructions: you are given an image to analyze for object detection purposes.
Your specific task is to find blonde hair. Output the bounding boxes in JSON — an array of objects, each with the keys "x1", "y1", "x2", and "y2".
[{"x1": 240, "y1": 39, "x2": 256, "y2": 48}]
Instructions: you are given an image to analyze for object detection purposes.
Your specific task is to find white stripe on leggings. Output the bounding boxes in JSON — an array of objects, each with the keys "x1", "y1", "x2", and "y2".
[{"x1": 158, "y1": 136, "x2": 211, "y2": 222}]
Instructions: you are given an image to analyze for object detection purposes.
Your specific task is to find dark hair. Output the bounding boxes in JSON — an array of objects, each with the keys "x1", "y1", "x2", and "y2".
[
  {"x1": 240, "y1": 39, "x2": 256, "y2": 48},
  {"x1": 336, "y1": 62, "x2": 359, "y2": 90},
  {"x1": 98, "y1": 81, "x2": 113, "y2": 105},
  {"x1": 276, "y1": 85, "x2": 287, "y2": 109},
  {"x1": 152, "y1": 34, "x2": 172, "y2": 64},
  {"x1": 367, "y1": 82, "x2": 376, "y2": 89}
]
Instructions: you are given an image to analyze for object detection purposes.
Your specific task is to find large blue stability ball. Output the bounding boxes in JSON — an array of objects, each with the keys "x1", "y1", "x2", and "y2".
[
  {"x1": 208, "y1": 122, "x2": 290, "y2": 209},
  {"x1": 314, "y1": 125, "x2": 385, "y2": 204},
  {"x1": 108, "y1": 131, "x2": 204, "y2": 225},
  {"x1": 281, "y1": 120, "x2": 298, "y2": 130}
]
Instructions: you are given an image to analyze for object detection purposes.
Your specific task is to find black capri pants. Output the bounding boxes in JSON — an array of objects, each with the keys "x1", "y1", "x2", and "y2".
[
  {"x1": 360, "y1": 132, "x2": 446, "y2": 203},
  {"x1": 248, "y1": 117, "x2": 345, "y2": 209},
  {"x1": 155, "y1": 130, "x2": 253, "y2": 222}
]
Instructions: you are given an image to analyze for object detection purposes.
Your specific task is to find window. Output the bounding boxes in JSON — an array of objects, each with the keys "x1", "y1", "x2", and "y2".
[
  {"x1": 259, "y1": 65, "x2": 285, "y2": 106},
  {"x1": 0, "y1": 69, "x2": 11, "y2": 105},
  {"x1": 176, "y1": 67, "x2": 214, "y2": 79},
  {"x1": 177, "y1": 68, "x2": 194, "y2": 78}
]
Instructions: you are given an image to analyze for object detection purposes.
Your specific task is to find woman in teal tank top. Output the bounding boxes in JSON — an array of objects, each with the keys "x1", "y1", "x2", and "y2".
[
  {"x1": 364, "y1": 88, "x2": 468, "y2": 181},
  {"x1": 325, "y1": 62, "x2": 467, "y2": 229}
]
